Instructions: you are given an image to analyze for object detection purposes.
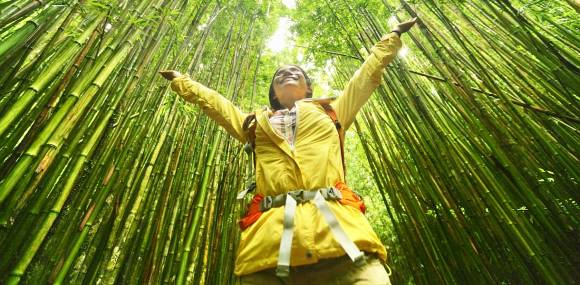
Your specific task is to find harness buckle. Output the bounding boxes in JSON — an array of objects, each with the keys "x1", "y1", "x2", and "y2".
[
  {"x1": 243, "y1": 142, "x2": 253, "y2": 155},
  {"x1": 260, "y1": 196, "x2": 273, "y2": 211},
  {"x1": 326, "y1": 187, "x2": 342, "y2": 200},
  {"x1": 288, "y1": 190, "x2": 305, "y2": 203}
]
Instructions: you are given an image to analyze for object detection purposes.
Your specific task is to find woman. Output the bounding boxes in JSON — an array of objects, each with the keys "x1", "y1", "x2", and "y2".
[{"x1": 161, "y1": 17, "x2": 417, "y2": 285}]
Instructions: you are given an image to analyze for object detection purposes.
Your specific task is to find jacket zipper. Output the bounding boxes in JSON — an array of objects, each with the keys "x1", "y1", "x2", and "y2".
[{"x1": 291, "y1": 104, "x2": 299, "y2": 153}]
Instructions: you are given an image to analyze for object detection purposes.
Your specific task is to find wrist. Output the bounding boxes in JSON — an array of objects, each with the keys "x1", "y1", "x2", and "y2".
[{"x1": 380, "y1": 31, "x2": 399, "y2": 41}]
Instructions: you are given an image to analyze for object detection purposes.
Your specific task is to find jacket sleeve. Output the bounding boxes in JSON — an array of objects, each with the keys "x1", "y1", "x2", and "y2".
[
  {"x1": 170, "y1": 75, "x2": 247, "y2": 142},
  {"x1": 330, "y1": 32, "x2": 402, "y2": 130}
]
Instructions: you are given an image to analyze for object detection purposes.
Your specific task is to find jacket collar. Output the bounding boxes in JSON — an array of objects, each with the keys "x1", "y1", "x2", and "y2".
[
  {"x1": 255, "y1": 106, "x2": 295, "y2": 158},
  {"x1": 254, "y1": 97, "x2": 337, "y2": 157}
]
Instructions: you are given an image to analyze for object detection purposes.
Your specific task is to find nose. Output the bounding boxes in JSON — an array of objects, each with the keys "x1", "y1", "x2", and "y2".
[{"x1": 278, "y1": 72, "x2": 298, "y2": 81}]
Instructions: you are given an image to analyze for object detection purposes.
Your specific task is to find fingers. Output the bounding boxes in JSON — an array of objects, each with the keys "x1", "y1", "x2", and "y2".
[
  {"x1": 394, "y1": 17, "x2": 418, "y2": 34},
  {"x1": 401, "y1": 17, "x2": 417, "y2": 25},
  {"x1": 159, "y1": 70, "x2": 173, "y2": 80},
  {"x1": 159, "y1": 70, "x2": 181, "y2": 81},
  {"x1": 402, "y1": 17, "x2": 417, "y2": 28}
]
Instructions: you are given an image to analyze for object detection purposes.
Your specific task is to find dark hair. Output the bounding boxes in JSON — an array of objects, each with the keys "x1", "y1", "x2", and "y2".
[{"x1": 268, "y1": 65, "x2": 313, "y2": 110}]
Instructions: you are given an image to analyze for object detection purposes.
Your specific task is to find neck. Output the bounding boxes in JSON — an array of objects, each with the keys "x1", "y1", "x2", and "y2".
[
  {"x1": 277, "y1": 90, "x2": 302, "y2": 110},
  {"x1": 274, "y1": 85, "x2": 310, "y2": 110}
]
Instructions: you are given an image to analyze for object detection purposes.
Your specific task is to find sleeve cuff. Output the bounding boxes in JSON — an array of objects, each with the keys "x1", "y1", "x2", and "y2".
[
  {"x1": 372, "y1": 33, "x2": 403, "y2": 65},
  {"x1": 380, "y1": 32, "x2": 400, "y2": 42}
]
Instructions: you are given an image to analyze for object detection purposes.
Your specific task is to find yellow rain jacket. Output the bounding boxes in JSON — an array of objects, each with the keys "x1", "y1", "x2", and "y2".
[{"x1": 171, "y1": 33, "x2": 402, "y2": 276}]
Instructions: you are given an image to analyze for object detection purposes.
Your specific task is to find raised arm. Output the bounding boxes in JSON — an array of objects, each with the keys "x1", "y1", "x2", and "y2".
[
  {"x1": 331, "y1": 17, "x2": 417, "y2": 130},
  {"x1": 161, "y1": 71, "x2": 247, "y2": 142}
]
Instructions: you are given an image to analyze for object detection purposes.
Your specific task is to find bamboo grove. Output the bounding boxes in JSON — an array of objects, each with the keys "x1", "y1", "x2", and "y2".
[{"x1": 0, "y1": 0, "x2": 578, "y2": 284}]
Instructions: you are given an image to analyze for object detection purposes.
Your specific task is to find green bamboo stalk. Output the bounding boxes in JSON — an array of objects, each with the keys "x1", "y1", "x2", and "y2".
[
  {"x1": 0, "y1": 0, "x2": 577, "y2": 284},
  {"x1": 0, "y1": 28, "x2": 133, "y2": 209},
  {"x1": 177, "y1": 130, "x2": 221, "y2": 285},
  {"x1": 0, "y1": 0, "x2": 56, "y2": 30},
  {"x1": 0, "y1": 15, "x2": 102, "y2": 139}
]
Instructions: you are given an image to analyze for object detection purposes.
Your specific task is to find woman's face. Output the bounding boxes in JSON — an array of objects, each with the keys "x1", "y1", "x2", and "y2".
[{"x1": 272, "y1": 65, "x2": 310, "y2": 109}]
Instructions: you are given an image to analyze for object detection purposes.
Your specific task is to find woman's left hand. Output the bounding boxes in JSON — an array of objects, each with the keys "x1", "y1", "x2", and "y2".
[{"x1": 159, "y1": 70, "x2": 182, "y2": 81}]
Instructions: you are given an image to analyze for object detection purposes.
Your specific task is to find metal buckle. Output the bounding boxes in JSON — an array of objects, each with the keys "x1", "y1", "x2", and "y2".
[
  {"x1": 276, "y1": 265, "x2": 290, "y2": 277},
  {"x1": 288, "y1": 190, "x2": 305, "y2": 203},
  {"x1": 260, "y1": 196, "x2": 273, "y2": 211},
  {"x1": 243, "y1": 142, "x2": 253, "y2": 154},
  {"x1": 326, "y1": 187, "x2": 342, "y2": 200}
]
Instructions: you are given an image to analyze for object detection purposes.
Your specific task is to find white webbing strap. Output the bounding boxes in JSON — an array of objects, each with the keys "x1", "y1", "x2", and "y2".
[
  {"x1": 236, "y1": 188, "x2": 251, "y2": 200},
  {"x1": 237, "y1": 182, "x2": 256, "y2": 200},
  {"x1": 313, "y1": 191, "x2": 365, "y2": 264},
  {"x1": 276, "y1": 194, "x2": 296, "y2": 277}
]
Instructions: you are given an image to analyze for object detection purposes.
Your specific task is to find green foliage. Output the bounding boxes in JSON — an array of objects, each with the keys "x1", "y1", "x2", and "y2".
[{"x1": 0, "y1": 0, "x2": 578, "y2": 284}]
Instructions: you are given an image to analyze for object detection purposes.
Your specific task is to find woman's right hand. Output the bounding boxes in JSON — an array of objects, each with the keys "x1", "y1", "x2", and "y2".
[
  {"x1": 159, "y1": 70, "x2": 182, "y2": 81},
  {"x1": 392, "y1": 17, "x2": 418, "y2": 35}
]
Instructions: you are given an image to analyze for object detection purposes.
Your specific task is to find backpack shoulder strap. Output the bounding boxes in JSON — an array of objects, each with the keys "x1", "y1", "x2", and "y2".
[
  {"x1": 242, "y1": 113, "x2": 257, "y2": 171},
  {"x1": 238, "y1": 113, "x2": 258, "y2": 199},
  {"x1": 321, "y1": 103, "x2": 347, "y2": 179},
  {"x1": 242, "y1": 112, "x2": 257, "y2": 151}
]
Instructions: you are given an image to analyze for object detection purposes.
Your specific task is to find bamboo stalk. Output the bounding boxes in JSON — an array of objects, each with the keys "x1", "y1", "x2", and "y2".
[{"x1": 0, "y1": 0, "x2": 577, "y2": 284}]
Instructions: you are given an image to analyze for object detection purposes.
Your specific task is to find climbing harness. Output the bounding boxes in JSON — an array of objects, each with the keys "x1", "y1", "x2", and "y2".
[
  {"x1": 238, "y1": 181, "x2": 365, "y2": 229},
  {"x1": 237, "y1": 102, "x2": 367, "y2": 277},
  {"x1": 238, "y1": 184, "x2": 366, "y2": 277},
  {"x1": 275, "y1": 187, "x2": 365, "y2": 277}
]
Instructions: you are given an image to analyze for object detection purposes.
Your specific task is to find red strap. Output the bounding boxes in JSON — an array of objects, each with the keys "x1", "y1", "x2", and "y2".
[
  {"x1": 239, "y1": 193, "x2": 264, "y2": 230},
  {"x1": 335, "y1": 182, "x2": 365, "y2": 214}
]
